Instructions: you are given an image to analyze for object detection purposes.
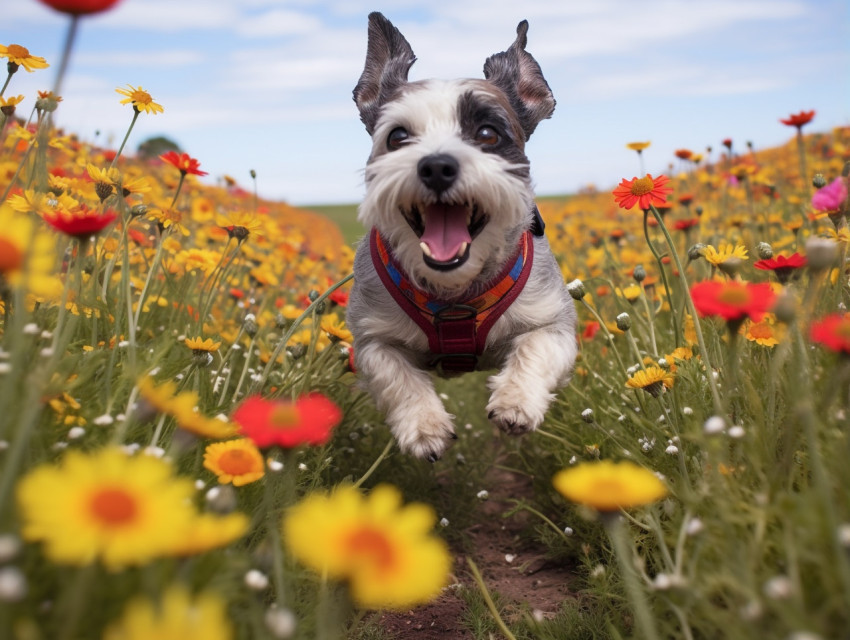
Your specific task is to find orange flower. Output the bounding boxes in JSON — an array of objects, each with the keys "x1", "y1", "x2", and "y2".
[
  {"x1": 612, "y1": 174, "x2": 673, "y2": 211},
  {"x1": 0, "y1": 44, "x2": 49, "y2": 72},
  {"x1": 203, "y1": 439, "x2": 265, "y2": 486}
]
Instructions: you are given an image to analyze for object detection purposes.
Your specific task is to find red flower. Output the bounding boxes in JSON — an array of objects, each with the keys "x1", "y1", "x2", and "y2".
[
  {"x1": 690, "y1": 280, "x2": 776, "y2": 323},
  {"x1": 232, "y1": 393, "x2": 342, "y2": 449},
  {"x1": 810, "y1": 314, "x2": 850, "y2": 355},
  {"x1": 674, "y1": 149, "x2": 693, "y2": 160},
  {"x1": 780, "y1": 110, "x2": 815, "y2": 129},
  {"x1": 38, "y1": 0, "x2": 121, "y2": 15},
  {"x1": 159, "y1": 151, "x2": 208, "y2": 176},
  {"x1": 582, "y1": 321, "x2": 600, "y2": 340},
  {"x1": 722, "y1": 138, "x2": 733, "y2": 149},
  {"x1": 43, "y1": 205, "x2": 117, "y2": 239},
  {"x1": 753, "y1": 253, "x2": 807, "y2": 284},
  {"x1": 329, "y1": 288, "x2": 350, "y2": 307},
  {"x1": 673, "y1": 218, "x2": 699, "y2": 231},
  {"x1": 612, "y1": 174, "x2": 673, "y2": 211}
]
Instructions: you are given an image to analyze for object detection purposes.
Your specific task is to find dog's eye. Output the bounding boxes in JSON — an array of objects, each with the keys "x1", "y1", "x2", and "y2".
[
  {"x1": 475, "y1": 126, "x2": 500, "y2": 147},
  {"x1": 387, "y1": 127, "x2": 410, "y2": 151}
]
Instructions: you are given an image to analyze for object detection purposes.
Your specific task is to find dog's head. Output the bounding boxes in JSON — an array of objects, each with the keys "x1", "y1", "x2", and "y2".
[{"x1": 354, "y1": 12, "x2": 555, "y2": 296}]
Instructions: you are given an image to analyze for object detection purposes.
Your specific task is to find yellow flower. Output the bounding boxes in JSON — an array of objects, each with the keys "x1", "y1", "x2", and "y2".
[
  {"x1": 283, "y1": 484, "x2": 451, "y2": 610},
  {"x1": 625, "y1": 366, "x2": 674, "y2": 397},
  {"x1": 167, "y1": 512, "x2": 249, "y2": 557},
  {"x1": 86, "y1": 163, "x2": 122, "y2": 185},
  {"x1": 742, "y1": 314, "x2": 783, "y2": 347},
  {"x1": 683, "y1": 314, "x2": 698, "y2": 346},
  {"x1": 215, "y1": 211, "x2": 264, "y2": 242},
  {"x1": 0, "y1": 95, "x2": 25, "y2": 114},
  {"x1": 149, "y1": 207, "x2": 190, "y2": 236},
  {"x1": 620, "y1": 283, "x2": 642, "y2": 303},
  {"x1": 185, "y1": 336, "x2": 222, "y2": 353},
  {"x1": 626, "y1": 141, "x2": 651, "y2": 151},
  {"x1": 115, "y1": 84, "x2": 163, "y2": 115},
  {"x1": 553, "y1": 460, "x2": 668, "y2": 512},
  {"x1": 321, "y1": 316, "x2": 354, "y2": 343},
  {"x1": 0, "y1": 44, "x2": 49, "y2": 72},
  {"x1": 203, "y1": 439, "x2": 265, "y2": 486},
  {"x1": 702, "y1": 243, "x2": 749, "y2": 267},
  {"x1": 0, "y1": 203, "x2": 58, "y2": 297},
  {"x1": 16, "y1": 448, "x2": 196, "y2": 569},
  {"x1": 103, "y1": 585, "x2": 234, "y2": 640},
  {"x1": 173, "y1": 407, "x2": 239, "y2": 440}
]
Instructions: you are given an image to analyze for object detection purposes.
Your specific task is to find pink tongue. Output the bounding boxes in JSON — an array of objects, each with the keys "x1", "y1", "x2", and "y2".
[{"x1": 420, "y1": 204, "x2": 471, "y2": 262}]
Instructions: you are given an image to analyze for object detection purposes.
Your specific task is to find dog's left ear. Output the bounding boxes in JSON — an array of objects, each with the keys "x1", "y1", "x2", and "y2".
[
  {"x1": 353, "y1": 12, "x2": 417, "y2": 135},
  {"x1": 483, "y1": 21, "x2": 555, "y2": 141}
]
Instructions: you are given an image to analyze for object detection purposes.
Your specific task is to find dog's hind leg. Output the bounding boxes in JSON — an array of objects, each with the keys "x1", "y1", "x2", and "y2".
[
  {"x1": 485, "y1": 325, "x2": 577, "y2": 435},
  {"x1": 355, "y1": 339, "x2": 456, "y2": 461}
]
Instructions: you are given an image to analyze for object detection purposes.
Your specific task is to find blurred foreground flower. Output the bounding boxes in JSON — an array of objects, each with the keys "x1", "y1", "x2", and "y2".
[
  {"x1": 812, "y1": 177, "x2": 848, "y2": 215},
  {"x1": 283, "y1": 484, "x2": 450, "y2": 610},
  {"x1": 16, "y1": 448, "x2": 247, "y2": 570},
  {"x1": 553, "y1": 460, "x2": 668, "y2": 512},
  {"x1": 103, "y1": 584, "x2": 233, "y2": 640},
  {"x1": 39, "y1": 0, "x2": 122, "y2": 15},
  {"x1": 42, "y1": 204, "x2": 117, "y2": 239},
  {"x1": 17, "y1": 448, "x2": 196, "y2": 569},
  {"x1": 810, "y1": 314, "x2": 850, "y2": 355},
  {"x1": 233, "y1": 393, "x2": 342, "y2": 449},
  {"x1": 690, "y1": 280, "x2": 776, "y2": 324}
]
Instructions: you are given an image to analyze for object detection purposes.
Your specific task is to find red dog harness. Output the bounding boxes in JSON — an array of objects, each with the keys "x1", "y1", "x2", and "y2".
[{"x1": 370, "y1": 228, "x2": 534, "y2": 373}]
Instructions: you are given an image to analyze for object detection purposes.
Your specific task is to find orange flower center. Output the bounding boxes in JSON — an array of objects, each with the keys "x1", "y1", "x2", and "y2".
[
  {"x1": 90, "y1": 488, "x2": 138, "y2": 526},
  {"x1": 270, "y1": 404, "x2": 300, "y2": 429},
  {"x1": 346, "y1": 527, "x2": 396, "y2": 571},
  {"x1": 630, "y1": 176, "x2": 655, "y2": 196},
  {"x1": 217, "y1": 448, "x2": 257, "y2": 476},
  {"x1": 130, "y1": 90, "x2": 152, "y2": 104},
  {"x1": 6, "y1": 45, "x2": 29, "y2": 59},
  {"x1": 717, "y1": 286, "x2": 750, "y2": 306},
  {"x1": 0, "y1": 238, "x2": 24, "y2": 273},
  {"x1": 749, "y1": 323, "x2": 773, "y2": 339},
  {"x1": 836, "y1": 322, "x2": 850, "y2": 340}
]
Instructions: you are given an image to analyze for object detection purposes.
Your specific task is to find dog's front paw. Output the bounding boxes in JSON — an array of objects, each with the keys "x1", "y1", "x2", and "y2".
[
  {"x1": 486, "y1": 382, "x2": 552, "y2": 435},
  {"x1": 390, "y1": 408, "x2": 456, "y2": 462}
]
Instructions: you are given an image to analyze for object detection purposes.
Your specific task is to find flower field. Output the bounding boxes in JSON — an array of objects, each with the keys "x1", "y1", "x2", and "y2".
[{"x1": 2, "y1": 30, "x2": 850, "y2": 640}]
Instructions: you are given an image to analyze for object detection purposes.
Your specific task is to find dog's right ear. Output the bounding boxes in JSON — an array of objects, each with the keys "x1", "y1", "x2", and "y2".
[{"x1": 353, "y1": 12, "x2": 417, "y2": 135}]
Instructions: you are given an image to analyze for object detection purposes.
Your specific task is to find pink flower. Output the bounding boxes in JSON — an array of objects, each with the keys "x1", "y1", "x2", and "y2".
[{"x1": 812, "y1": 177, "x2": 848, "y2": 213}]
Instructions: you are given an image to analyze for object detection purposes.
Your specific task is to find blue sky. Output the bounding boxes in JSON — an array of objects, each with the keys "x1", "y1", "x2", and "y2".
[{"x1": 4, "y1": 0, "x2": 849, "y2": 205}]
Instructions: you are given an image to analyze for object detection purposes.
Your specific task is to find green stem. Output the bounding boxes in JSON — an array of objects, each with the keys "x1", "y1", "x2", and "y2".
[
  {"x1": 467, "y1": 558, "x2": 518, "y2": 640},
  {"x1": 51, "y1": 14, "x2": 80, "y2": 97},
  {"x1": 353, "y1": 438, "x2": 394, "y2": 488},
  {"x1": 110, "y1": 110, "x2": 140, "y2": 170},
  {"x1": 648, "y1": 205, "x2": 723, "y2": 415},
  {"x1": 603, "y1": 514, "x2": 662, "y2": 640},
  {"x1": 643, "y1": 210, "x2": 681, "y2": 345},
  {"x1": 255, "y1": 274, "x2": 354, "y2": 391}
]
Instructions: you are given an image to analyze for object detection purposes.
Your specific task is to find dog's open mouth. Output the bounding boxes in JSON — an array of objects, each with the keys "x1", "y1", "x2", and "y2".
[{"x1": 403, "y1": 202, "x2": 489, "y2": 271}]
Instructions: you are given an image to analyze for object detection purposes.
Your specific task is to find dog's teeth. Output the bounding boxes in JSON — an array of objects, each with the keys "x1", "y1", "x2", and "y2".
[
  {"x1": 420, "y1": 242, "x2": 433, "y2": 257},
  {"x1": 457, "y1": 242, "x2": 468, "y2": 258}
]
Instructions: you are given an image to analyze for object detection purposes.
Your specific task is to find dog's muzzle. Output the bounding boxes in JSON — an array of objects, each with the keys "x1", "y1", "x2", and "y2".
[{"x1": 402, "y1": 154, "x2": 490, "y2": 271}]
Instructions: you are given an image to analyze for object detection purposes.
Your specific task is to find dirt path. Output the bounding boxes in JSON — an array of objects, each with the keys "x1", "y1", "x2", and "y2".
[{"x1": 377, "y1": 467, "x2": 579, "y2": 638}]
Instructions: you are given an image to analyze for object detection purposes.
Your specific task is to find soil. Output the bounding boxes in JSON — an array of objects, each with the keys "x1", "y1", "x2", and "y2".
[{"x1": 376, "y1": 467, "x2": 579, "y2": 639}]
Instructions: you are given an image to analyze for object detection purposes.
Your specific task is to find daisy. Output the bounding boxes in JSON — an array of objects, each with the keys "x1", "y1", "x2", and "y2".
[
  {"x1": 625, "y1": 366, "x2": 674, "y2": 397},
  {"x1": 612, "y1": 174, "x2": 673, "y2": 211},
  {"x1": 690, "y1": 280, "x2": 776, "y2": 325},
  {"x1": 16, "y1": 448, "x2": 195, "y2": 569},
  {"x1": 103, "y1": 585, "x2": 234, "y2": 640},
  {"x1": 0, "y1": 44, "x2": 49, "y2": 72},
  {"x1": 42, "y1": 204, "x2": 117, "y2": 239},
  {"x1": 810, "y1": 314, "x2": 850, "y2": 355},
  {"x1": 283, "y1": 484, "x2": 451, "y2": 610},
  {"x1": 203, "y1": 439, "x2": 265, "y2": 487},
  {"x1": 115, "y1": 84, "x2": 163, "y2": 115},
  {"x1": 160, "y1": 151, "x2": 208, "y2": 177}
]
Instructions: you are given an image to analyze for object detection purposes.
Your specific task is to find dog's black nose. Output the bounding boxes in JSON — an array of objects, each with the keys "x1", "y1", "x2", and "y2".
[{"x1": 417, "y1": 154, "x2": 459, "y2": 194}]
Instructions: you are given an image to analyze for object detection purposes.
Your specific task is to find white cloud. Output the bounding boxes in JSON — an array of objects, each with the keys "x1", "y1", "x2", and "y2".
[{"x1": 235, "y1": 9, "x2": 323, "y2": 37}]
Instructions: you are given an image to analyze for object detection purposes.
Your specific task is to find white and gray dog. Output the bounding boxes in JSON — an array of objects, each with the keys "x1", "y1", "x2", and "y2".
[{"x1": 346, "y1": 12, "x2": 578, "y2": 461}]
